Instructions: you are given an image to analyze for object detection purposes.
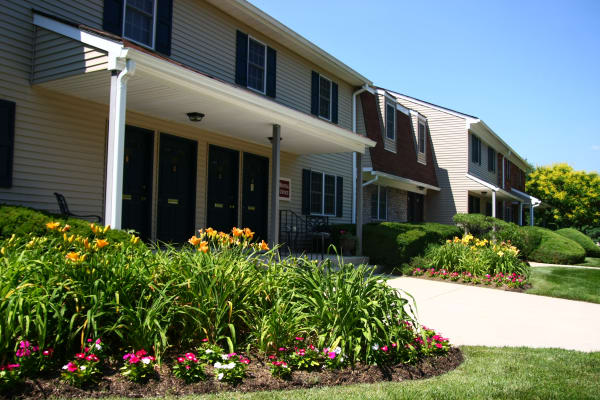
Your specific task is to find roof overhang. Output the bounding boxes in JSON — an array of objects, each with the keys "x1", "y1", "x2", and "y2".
[
  {"x1": 206, "y1": 0, "x2": 371, "y2": 87},
  {"x1": 465, "y1": 173, "x2": 521, "y2": 202},
  {"x1": 511, "y1": 188, "x2": 542, "y2": 207},
  {"x1": 363, "y1": 168, "x2": 440, "y2": 194},
  {"x1": 33, "y1": 13, "x2": 375, "y2": 155},
  {"x1": 468, "y1": 120, "x2": 529, "y2": 171}
]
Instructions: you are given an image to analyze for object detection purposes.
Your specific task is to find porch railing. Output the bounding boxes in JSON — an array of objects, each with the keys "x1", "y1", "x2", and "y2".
[{"x1": 278, "y1": 210, "x2": 330, "y2": 259}]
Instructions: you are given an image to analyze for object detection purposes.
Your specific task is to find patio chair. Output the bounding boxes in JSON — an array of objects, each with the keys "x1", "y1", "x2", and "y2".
[{"x1": 54, "y1": 192, "x2": 102, "y2": 223}]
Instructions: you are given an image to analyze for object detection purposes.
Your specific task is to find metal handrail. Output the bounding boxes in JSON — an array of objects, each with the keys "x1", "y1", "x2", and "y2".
[{"x1": 279, "y1": 210, "x2": 330, "y2": 259}]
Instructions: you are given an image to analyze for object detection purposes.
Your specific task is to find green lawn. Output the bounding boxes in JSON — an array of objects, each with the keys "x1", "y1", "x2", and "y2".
[
  {"x1": 527, "y1": 267, "x2": 600, "y2": 303},
  {"x1": 578, "y1": 257, "x2": 600, "y2": 268},
  {"x1": 91, "y1": 347, "x2": 600, "y2": 400}
]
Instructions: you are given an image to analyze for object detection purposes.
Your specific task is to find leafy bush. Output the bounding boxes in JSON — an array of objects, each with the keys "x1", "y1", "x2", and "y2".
[
  {"x1": 453, "y1": 214, "x2": 510, "y2": 236},
  {"x1": 556, "y1": 228, "x2": 600, "y2": 257},
  {"x1": 0, "y1": 221, "x2": 434, "y2": 369},
  {"x1": 363, "y1": 222, "x2": 461, "y2": 269},
  {"x1": 327, "y1": 224, "x2": 356, "y2": 249},
  {"x1": 523, "y1": 227, "x2": 586, "y2": 265},
  {"x1": 0, "y1": 204, "x2": 131, "y2": 243},
  {"x1": 581, "y1": 225, "x2": 600, "y2": 243}
]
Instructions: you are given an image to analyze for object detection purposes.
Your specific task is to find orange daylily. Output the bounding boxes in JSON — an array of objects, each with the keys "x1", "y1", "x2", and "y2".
[
  {"x1": 66, "y1": 252, "x2": 81, "y2": 262},
  {"x1": 46, "y1": 222, "x2": 60, "y2": 230},
  {"x1": 188, "y1": 236, "x2": 202, "y2": 246},
  {"x1": 198, "y1": 241, "x2": 209, "y2": 253},
  {"x1": 83, "y1": 238, "x2": 91, "y2": 251},
  {"x1": 232, "y1": 227, "x2": 244, "y2": 237},
  {"x1": 243, "y1": 228, "x2": 254, "y2": 239},
  {"x1": 205, "y1": 228, "x2": 217, "y2": 238},
  {"x1": 95, "y1": 239, "x2": 109, "y2": 249},
  {"x1": 61, "y1": 224, "x2": 71, "y2": 232},
  {"x1": 259, "y1": 240, "x2": 269, "y2": 251},
  {"x1": 90, "y1": 223, "x2": 99, "y2": 234}
]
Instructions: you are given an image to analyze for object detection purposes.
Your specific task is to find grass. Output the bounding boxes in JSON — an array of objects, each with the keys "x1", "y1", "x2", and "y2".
[
  {"x1": 578, "y1": 257, "x2": 600, "y2": 268},
  {"x1": 526, "y1": 267, "x2": 600, "y2": 303},
  {"x1": 90, "y1": 346, "x2": 600, "y2": 400}
]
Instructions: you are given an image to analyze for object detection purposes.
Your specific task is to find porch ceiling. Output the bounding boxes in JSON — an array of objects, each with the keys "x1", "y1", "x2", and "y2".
[{"x1": 36, "y1": 50, "x2": 374, "y2": 155}]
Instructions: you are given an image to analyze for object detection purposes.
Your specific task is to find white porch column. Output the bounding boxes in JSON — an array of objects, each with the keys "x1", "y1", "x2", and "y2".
[
  {"x1": 530, "y1": 202, "x2": 535, "y2": 226},
  {"x1": 519, "y1": 203, "x2": 523, "y2": 226},
  {"x1": 491, "y1": 190, "x2": 496, "y2": 218},
  {"x1": 104, "y1": 59, "x2": 135, "y2": 228},
  {"x1": 355, "y1": 152, "x2": 363, "y2": 256},
  {"x1": 269, "y1": 124, "x2": 281, "y2": 247}
]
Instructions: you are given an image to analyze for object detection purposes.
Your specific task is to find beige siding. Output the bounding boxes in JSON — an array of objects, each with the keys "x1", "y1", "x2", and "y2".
[
  {"x1": 395, "y1": 97, "x2": 469, "y2": 225},
  {"x1": 33, "y1": 28, "x2": 108, "y2": 83},
  {"x1": 170, "y1": 0, "x2": 354, "y2": 130},
  {"x1": 468, "y1": 133, "x2": 499, "y2": 186},
  {"x1": 355, "y1": 95, "x2": 372, "y2": 169}
]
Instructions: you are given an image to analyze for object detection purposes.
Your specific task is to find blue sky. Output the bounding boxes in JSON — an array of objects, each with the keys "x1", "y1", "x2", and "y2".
[{"x1": 249, "y1": 0, "x2": 600, "y2": 173}]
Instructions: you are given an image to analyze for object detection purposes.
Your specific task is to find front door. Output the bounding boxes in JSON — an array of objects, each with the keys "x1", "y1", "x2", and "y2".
[
  {"x1": 156, "y1": 133, "x2": 197, "y2": 243},
  {"x1": 122, "y1": 125, "x2": 154, "y2": 240},
  {"x1": 242, "y1": 152, "x2": 269, "y2": 241},
  {"x1": 206, "y1": 145, "x2": 239, "y2": 232}
]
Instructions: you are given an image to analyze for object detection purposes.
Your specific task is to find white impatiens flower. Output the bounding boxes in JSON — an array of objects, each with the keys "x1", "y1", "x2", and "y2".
[
  {"x1": 142, "y1": 357, "x2": 151, "y2": 364},
  {"x1": 95, "y1": 343, "x2": 102, "y2": 350},
  {"x1": 372, "y1": 343, "x2": 380, "y2": 351},
  {"x1": 214, "y1": 362, "x2": 222, "y2": 369},
  {"x1": 205, "y1": 349, "x2": 213, "y2": 354},
  {"x1": 227, "y1": 362, "x2": 236, "y2": 369},
  {"x1": 62, "y1": 365, "x2": 68, "y2": 370},
  {"x1": 221, "y1": 354, "x2": 229, "y2": 360},
  {"x1": 217, "y1": 373, "x2": 224, "y2": 381},
  {"x1": 334, "y1": 347, "x2": 342, "y2": 354},
  {"x1": 80, "y1": 365, "x2": 86, "y2": 370}
]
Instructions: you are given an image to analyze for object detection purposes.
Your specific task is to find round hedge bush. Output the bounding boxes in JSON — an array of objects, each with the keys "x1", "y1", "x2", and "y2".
[
  {"x1": 523, "y1": 227, "x2": 586, "y2": 265},
  {"x1": 556, "y1": 228, "x2": 600, "y2": 257}
]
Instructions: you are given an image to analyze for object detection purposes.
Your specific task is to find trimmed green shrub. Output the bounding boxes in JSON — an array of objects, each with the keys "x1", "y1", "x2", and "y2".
[
  {"x1": 0, "y1": 204, "x2": 131, "y2": 243},
  {"x1": 363, "y1": 222, "x2": 461, "y2": 269},
  {"x1": 556, "y1": 228, "x2": 600, "y2": 257},
  {"x1": 453, "y1": 213, "x2": 509, "y2": 236},
  {"x1": 524, "y1": 226, "x2": 586, "y2": 265}
]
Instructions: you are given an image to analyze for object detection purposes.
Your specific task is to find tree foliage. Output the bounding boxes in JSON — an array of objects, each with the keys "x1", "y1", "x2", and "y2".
[{"x1": 526, "y1": 163, "x2": 600, "y2": 229}]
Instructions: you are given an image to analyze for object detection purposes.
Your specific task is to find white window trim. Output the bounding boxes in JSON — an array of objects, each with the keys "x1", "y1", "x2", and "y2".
[
  {"x1": 318, "y1": 74, "x2": 333, "y2": 122},
  {"x1": 471, "y1": 134, "x2": 481, "y2": 165},
  {"x1": 310, "y1": 171, "x2": 337, "y2": 217},
  {"x1": 372, "y1": 185, "x2": 387, "y2": 221},
  {"x1": 246, "y1": 35, "x2": 267, "y2": 94},
  {"x1": 385, "y1": 102, "x2": 396, "y2": 141},
  {"x1": 122, "y1": 0, "x2": 157, "y2": 50}
]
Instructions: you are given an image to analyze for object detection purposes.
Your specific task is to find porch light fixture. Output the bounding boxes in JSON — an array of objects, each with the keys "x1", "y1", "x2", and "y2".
[
  {"x1": 481, "y1": 191, "x2": 487, "y2": 195},
  {"x1": 187, "y1": 112, "x2": 205, "y2": 122},
  {"x1": 417, "y1": 186, "x2": 425, "y2": 190}
]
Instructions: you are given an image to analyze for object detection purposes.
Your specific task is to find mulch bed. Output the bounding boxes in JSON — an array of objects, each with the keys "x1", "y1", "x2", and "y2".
[
  {"x1": 410, "y1": 275, "x2": 531, "y2": 292},
  {"x1": 2, "y1": 348, "x2": 463, "y2": 399}
]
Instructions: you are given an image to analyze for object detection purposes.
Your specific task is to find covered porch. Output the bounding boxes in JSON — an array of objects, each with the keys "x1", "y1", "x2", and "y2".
[{"x1": 32, "y1": 13, "x2": 374, "y2": 248}]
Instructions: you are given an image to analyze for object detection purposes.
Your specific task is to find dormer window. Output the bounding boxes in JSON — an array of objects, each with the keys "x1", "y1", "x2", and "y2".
[
  {"x1": 123, "y1": 0, "x2": 156, "y2": 48},
  {"x1": 418, "y1": 121, "x2": 426, "y2": 153},
  {"x1": 385, "y1": 103, "x2": 395, "y2": 140},
  {"x1": 247, "y1": 37, "x2": 267, "y2": 93}
]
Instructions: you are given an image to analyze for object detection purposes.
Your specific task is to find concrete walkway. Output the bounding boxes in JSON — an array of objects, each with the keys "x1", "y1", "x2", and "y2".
[
  {"x1": 387, "y1": 277, "x2": 600, "y2": 352},
  {"x1": 529, "y1": 261, "x2": 599, "y2": 270}
]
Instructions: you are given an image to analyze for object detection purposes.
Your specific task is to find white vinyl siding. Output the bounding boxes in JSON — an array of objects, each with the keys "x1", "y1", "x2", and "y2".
[{"x1": 468, "y1": 136, "x2": 498, "y2": 187}]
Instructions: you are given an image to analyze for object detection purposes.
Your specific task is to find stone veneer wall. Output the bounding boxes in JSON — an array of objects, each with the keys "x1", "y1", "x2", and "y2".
[{"x1": 363, "y1": 185, "x2": 408, "y2": 224}]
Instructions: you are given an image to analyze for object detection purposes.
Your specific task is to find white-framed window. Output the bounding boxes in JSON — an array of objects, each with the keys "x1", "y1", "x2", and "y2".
[
  {"x1": 418, "y1": 121, "x2": 426, "y2": 153},
  {"x1": 371, "y1": 185, "x2": 387, "y2": 220},
  {"x1": 310, "y1": 170, "x2": 336, "y2": 216},
  {"x1": 123, "y1": 0, "x2": 156, "y2": 48},
  {"x1": 247, "y1": 36, "x2": 267, "y2": 93},
  {"x1": 385, "y1": 103, "x2": 395, "y2": 140},
  {"x1": 318, "y1": 75, "x2": 332, "y2": 120}
]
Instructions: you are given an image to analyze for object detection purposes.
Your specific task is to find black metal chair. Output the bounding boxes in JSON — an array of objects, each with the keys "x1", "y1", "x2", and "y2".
[{"x1": 54, "y1": 192, "x2": 102, "y2": 223}]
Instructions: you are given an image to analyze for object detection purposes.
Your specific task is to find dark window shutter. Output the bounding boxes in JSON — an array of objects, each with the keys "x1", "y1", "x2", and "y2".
[
  {"x1": 103, "y1": 0, "x2": 124, "y2": 36},
  {"x1": 302, "y1": 169, "x2": 311, "y2": 215},
  {"x1": 0, "y1": 100, "x2": 16, "y2": 188},
  {"x1": 266, "y1": 47, "x2": 277, "y2": 98},
  {"x1": 331, "y1": 82, "x2": 339, "y2": 124},
  {"x1": 155, "y1": 0, "x2": 173, "y2": 55},
  {"x1": 235, "y1": 30, "x2": 248, "y2": 86},
  {"x1": 310, "y1": 71, "x2": 319, "y2": 116},
  {"x1": 336, "y1": 176, "x2": 343, "y2": 217}
]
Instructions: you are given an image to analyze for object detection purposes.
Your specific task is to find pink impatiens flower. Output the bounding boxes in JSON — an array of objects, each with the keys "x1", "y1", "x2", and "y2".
[{"x1": 327, "y1": 352, "x2": 336, "y2": 359}]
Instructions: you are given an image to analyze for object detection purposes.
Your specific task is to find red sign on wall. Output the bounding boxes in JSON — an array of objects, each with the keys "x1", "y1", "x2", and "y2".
[{"x1": 279, "y1": 178, "x2": 291, "y2": 201}]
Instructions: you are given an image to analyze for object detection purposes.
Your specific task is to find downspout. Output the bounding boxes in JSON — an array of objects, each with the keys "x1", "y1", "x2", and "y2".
[{"x1": 351, "y1": 85, "x2": 374, "y2": 223}]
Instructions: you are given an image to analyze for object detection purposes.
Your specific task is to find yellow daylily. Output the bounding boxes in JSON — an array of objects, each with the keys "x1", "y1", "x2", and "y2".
[{"x1": 46, "y1": 221, "x2": 60, "y2": 230}]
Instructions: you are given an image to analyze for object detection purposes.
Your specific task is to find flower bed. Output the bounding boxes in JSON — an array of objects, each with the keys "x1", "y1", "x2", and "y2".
[
  {"x1": 0, "y1": 221, "x2": 461, "y2": 396},
  {"x1": 411, "y1": 267, "x2": 530, "y2": 290}
]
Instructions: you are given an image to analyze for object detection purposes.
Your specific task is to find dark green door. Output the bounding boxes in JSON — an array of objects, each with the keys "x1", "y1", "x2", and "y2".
[
  {"x1": 122, "y1": 125, "x2": 154, "y2": 241},
  {"x1": 207, "y1": 145, "x2": 239, "y2": 232},
  {"x1": 242, "y1": 152, "x2": 269, "y2": 241},
  {"x1": 157, "y1": 133, "x2": 197, "y2": 243}
]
